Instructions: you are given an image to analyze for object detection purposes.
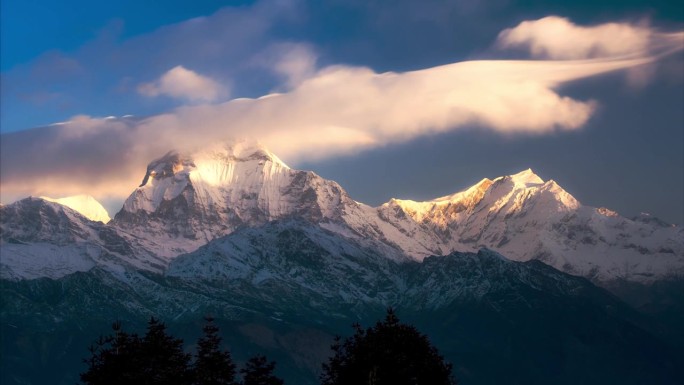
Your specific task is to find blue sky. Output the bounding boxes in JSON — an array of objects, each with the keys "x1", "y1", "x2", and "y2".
[{"x1": 1, "y1": 0, "x2": 683, "y2": 224}]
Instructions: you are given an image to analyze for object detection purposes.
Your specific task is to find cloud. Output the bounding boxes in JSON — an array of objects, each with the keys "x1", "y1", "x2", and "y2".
[
  {"x1": 496, "y1": 16, "x2": 680, "y2": 60},
  {"x1": 138, "y1": 66, "x2": 227, "y2": 102},
  {"x1": 132, "y1": 56, "x2": 652, "y2": 163},
  {"x1": 257, "y1": 43, "x2": 318, "y2": 89},
  {"x1": 0, "y1": 56, "x2": 659, "y2": 204},
  {"x1": 495, "y1": 17, "x2": 684, "y2": 88},
  {"x1": 1, "y1": 0, "x2": 303, "y2": 132},
  {"x1": 1, "y1": 16, "x2": 682, "y2": 210}
]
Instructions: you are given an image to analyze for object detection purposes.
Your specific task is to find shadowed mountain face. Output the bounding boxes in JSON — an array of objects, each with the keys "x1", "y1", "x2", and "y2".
[{"x1": 2, "y1": 220, "x2": 683, "y2": 385}]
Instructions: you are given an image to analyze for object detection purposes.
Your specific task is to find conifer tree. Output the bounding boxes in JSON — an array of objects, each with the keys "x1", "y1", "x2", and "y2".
[
  {"x1": 192, "y1": 316, "x2": 238, "y2": 385},
  {"x1": 140, "y1": 317, "x2": 192, "y2": 385},
  {"x1": 240, "y1": 355, "x2": 284, "y2": 385},
  {"x1": 81, "y1": 321, "x2": 144, "y2": 385},
  {"x1": 321, "y1": 308, "x2": 457, "y2": 385}
]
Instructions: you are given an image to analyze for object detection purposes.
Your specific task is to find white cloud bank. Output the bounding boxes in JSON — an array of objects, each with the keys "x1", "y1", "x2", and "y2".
[
  {"x1": 1, "y1": 17, "x2": 683, "y2": 207},
  {"x1": 138, "y1": 66, "x2": 227, "y2": 102}
]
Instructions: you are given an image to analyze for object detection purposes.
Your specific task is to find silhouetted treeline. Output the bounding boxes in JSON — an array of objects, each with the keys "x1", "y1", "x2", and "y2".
[
  {"x1": 80, "y1": 316, "x2": 282, "y2": 385},
  {"x1": 81, "y1": 309, "x2": 455, "y2": 385}
]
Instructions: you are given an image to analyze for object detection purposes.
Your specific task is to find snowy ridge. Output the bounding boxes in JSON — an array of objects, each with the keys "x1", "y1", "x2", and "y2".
[
  {"x1": 166, "y1": 220, "x2": 403, "y2": 307},
  {"x1": 381, "y1": 169, "x2": 683, "y2": 283},
  {"x1": 0, "y1": 197, "x2": 164, "y2": 280},
  {"x1": 2, "y1": 143, "x2": 682, "y2": 286},
  {"x1": 166, "y1": 220, "x2": 598, "y2": 312},
  {"x1": 106, "y1": 145, "x2": 684, "y2": 284},
  {"x1": 41, "y1": 194, "x2": 111, "y2": 223}
]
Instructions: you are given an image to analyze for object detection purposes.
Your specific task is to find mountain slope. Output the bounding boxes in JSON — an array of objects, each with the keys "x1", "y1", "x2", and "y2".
[
  {"x1": 166, "y1": 219, "x2": 404, "y2": 312},
  {"x1": 2, "y1": 220, "x2": 681, "y2": 385},
  {"x1": 0, "y1": 197, "x2": 164, "y2": 279}
]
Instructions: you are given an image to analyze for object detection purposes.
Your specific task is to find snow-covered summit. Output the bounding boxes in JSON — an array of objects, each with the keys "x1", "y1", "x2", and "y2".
[
  {"x1": 123, "y1": 141, "x2": 290, "y2": 214},
  {"x1": 379, "y1": 168, "x2": 683, "y2": 284},
  {"x1": 507, "y1": 168, "x2": 544, "y2": 187},
  {"x1": 41, "y1": 194, "x2": 111, "y2": 223},
  {"x1": 113, "y1": 140, "x2": 370, "y2": 258},
  {"x1": 386, "y1": 169, "x2": 579, "y2": 227}
]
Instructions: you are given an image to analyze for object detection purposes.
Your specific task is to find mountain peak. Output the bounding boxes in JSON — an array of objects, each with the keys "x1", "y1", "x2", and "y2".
[
  {"x1": 123, "y1": 140, "x2": 293, "y2": 215},
  {"x1": 507, "y1": 168, "x2": 544, "y2": 187},
  {"x1": 137, "y1": 140, "x2": 288, "y2": 189}
]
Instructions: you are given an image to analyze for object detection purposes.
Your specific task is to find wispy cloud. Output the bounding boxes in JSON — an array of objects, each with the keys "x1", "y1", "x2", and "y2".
[
  {"x1": 259, "y1": 43, "x2": 318, "y2": 89},
  {"x1": 138, "y1": 66, "x2": 227, "y2": 102},
  {"x1": 1, "y1": 16, "x2": 682, "y2": 208}
]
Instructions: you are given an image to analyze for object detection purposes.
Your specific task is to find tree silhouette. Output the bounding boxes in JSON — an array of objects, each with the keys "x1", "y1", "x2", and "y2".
[
  {"x1": 140, "y1": 317, "x2": 192, "y2": 385},
  {"x1": 80, "y1": 321, "x2": 144, "y2": 385},
  {"x1": 81, "y1": 317, "x2": 287, "y2": 385},
  {"x1": 321, "y1": 308, "x2": 457, "y2": 385},
  {"x1": 241, "y1": 355, "x2": 284, "y2": 385},
  {"x1": 192, "y1": 316, "x2": 238, "y2": 385},
  {"x1": 81, "y1": 318, "x2": 191, "y2": 385}
]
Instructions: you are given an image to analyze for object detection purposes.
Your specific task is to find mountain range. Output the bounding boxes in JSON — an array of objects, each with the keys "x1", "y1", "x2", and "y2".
[{"x1": 1, "y1": 141, "x2": 683, "y2": 384}]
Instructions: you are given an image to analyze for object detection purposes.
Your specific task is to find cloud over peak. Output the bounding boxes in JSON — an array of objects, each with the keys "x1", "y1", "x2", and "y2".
[
  {"x1": 138, "y1": 65, "x2": 227, "y2": 102},
  {"x1": 1, "y1": 15, "x2": 683, "y2": 209}
]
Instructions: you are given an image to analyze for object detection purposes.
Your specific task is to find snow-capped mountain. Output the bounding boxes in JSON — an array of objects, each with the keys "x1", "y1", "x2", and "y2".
[
  {"x1": 379, "y1": 169, "x2": 684, "y2": 284},
  {"x1": 41, "y1": 194, "x2": 111, "y2": 223},
  {"x1": 2, "y1": 141, "x2": 682, "y2": 286},
  {"x1": 3, "y1": 142, "x2": 683, "y2": 385},
  {"x1": 111, "y1": 141, "x2": 433, "y2": 261},
  {"x1": 110, "y1": 141, "x2": 683, "y2": 285},
  {"x1": 0, "y1": 197, "x2": 164, "y2": 279}
]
